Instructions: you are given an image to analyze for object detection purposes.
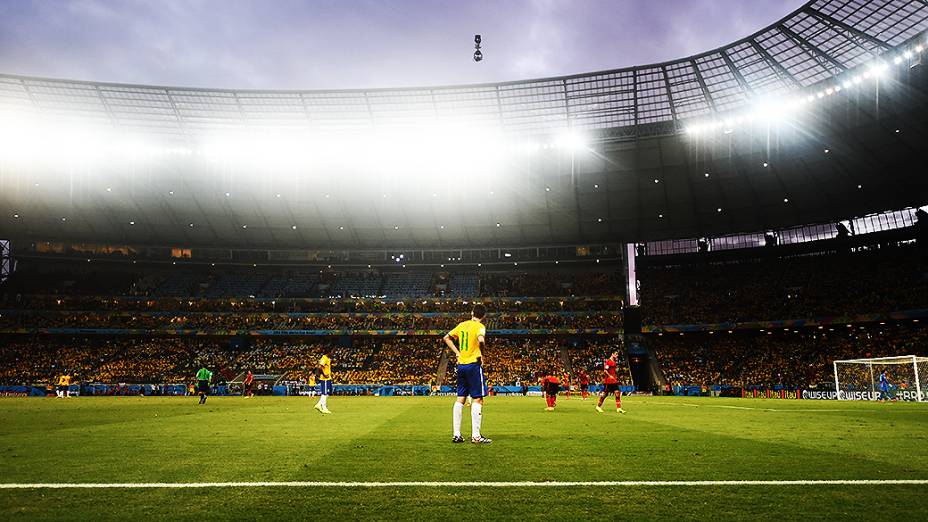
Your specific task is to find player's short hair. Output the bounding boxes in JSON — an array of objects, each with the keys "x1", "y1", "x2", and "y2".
[{"x1": 472, "y1": 304, "x2": 486, "y2": 319}]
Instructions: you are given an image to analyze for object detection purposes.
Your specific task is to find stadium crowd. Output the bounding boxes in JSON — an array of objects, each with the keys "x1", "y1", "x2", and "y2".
[
  {"x1": 0, "y1": 264, "x2": 624, "y2": 300},
  {"x1": 638, "y1": 245, "x2": 928, "y2": 325},
  {"x1": 652, "y1": 324, "x2": 927, "y2": 388},
  {"x1": 0, "y1": 310, "x2": 624, "y2": 331},
  {"x1": 0, "y1": 336, "x2": 627, "y2": 388}
]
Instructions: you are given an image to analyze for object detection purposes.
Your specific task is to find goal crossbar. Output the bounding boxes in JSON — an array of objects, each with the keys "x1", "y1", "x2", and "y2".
[{"x1": 834, "y1": 355, "x2": 928, "y2": 364}]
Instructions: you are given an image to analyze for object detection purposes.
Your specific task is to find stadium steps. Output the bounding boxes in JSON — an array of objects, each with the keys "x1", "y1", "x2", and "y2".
[
  {"x1": 559, "y1": 347, "x2": 572, "y2": 374},
  {"x1": 435, "y1": 351, "x2": 450, "y2": 387},
  {"x1": 361, "y1": 345, "x2": 380, "y2": 371}
]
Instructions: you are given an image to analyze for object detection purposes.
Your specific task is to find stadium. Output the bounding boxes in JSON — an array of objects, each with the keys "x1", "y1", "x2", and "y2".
[{"x1": 0, "y1": 0, "x2": 927, "y2": 519}]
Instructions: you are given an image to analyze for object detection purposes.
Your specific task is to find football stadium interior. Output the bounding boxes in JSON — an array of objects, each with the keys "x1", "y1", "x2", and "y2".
[{"x1": 1, "y1": 0, "x2": 928, "y2": 519}]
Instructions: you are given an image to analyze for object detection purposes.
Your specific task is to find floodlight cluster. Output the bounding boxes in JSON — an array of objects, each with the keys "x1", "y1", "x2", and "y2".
[
  {"x1": 684, "y1": 39, "x2": 925, "y2": 137},
  {"x1": 0, "y1": 109, "x2": 590, "y2": 171}
]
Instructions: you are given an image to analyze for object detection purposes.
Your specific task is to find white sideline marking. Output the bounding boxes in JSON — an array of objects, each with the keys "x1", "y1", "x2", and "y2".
[{"x1": 1, "y1": 480, "x2": 927, "y2": 489}]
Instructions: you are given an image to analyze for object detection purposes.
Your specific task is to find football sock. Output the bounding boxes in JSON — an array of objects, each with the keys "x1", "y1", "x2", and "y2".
[
  {"x1": 471, "y1": 402, "x2": 482, "y2": 439},
  {"x1": 615, "y1": 397, "x2": 622, "y2": 408},
  {"x1": 320, "y1": 395, "x2": 328, "y2": 408},
  {"x1": 452, "y1": 401, "x2": 464, "y2": 437}
]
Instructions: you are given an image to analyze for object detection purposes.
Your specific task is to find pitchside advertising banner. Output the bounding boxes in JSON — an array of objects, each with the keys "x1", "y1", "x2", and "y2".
[
  {"x1": 722, "y1": 388, "x2": 928, "y2": 401},
  {"x1": 800, "y1": 389, "x2": 926, "y2": 401}
]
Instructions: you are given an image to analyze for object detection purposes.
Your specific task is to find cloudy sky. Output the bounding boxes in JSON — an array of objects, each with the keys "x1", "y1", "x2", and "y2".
[{"x1": 0, "y1": 0, "x2": 806, "y2": 89}]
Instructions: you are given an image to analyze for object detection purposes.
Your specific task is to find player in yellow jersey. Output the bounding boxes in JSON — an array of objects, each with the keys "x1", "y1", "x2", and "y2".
[
  {"x1": 443, "y1": 304, "x2": 491, "y2": 444},
  {"x1": 313, "y1": 347, "x2": 333, "y2": 414},
  {"x1": 56, "y1": 372, "x2": 72, "y2": 398}
]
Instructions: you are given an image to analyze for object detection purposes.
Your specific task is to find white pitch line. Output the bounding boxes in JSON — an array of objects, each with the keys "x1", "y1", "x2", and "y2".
[{"x1": 1, "y1": 480, "x2": 927, "y2": 489}]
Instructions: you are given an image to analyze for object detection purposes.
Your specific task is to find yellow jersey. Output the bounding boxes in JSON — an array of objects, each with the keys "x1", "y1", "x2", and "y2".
[
  {"x1": 448, "y1": 319, "x2": 486, "y2": 365},
  {"x1": 57, "y1": 375, "x2": 71, "y2": 386},
  {"x1": 318, "y1": 355, "x2": 332, "y2": 381}
]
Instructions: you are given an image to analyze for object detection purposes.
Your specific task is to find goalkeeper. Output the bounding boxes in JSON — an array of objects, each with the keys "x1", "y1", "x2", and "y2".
[{"x1": 878, "y1": 370, "x2": 895, "y2": 401}]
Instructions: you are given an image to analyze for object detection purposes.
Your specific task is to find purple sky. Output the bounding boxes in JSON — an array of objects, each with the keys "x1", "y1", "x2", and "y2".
[{"x1": 0, "y1": 0, "x2": 806, "y2": 90}]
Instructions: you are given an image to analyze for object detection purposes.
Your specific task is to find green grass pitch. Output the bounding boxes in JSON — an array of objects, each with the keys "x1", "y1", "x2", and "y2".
[{"x1": 1, "y1": 395, "x2": 927, "y2": 520}]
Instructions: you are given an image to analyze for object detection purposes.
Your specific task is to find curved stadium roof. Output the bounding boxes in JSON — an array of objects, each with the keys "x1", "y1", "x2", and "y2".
[
  {"x1": 0, "y1": 0, "x2": 927, "y2": 251},
  {"x1": 1, "y1": 0, "x2": 925, "y2": 138}
]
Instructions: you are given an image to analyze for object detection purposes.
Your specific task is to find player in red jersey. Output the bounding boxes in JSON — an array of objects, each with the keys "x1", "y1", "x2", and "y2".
[
  {"x1": 578, "y1": 369, "x2": 590, "y2": 400},
  {"x1": 540, "y1": 371, "x2": 560, "y2": 411},
  {"x1": 242, "y1": 370, "x2": 254, "y2": 398},
  {"x1": 596, "y1": 351, "x2": 626, "y2": 414}
]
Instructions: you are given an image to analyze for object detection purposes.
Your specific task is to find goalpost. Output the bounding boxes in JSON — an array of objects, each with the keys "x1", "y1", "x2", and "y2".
[{"x1": 833, "y1": 356, "x2": 928, "y2": 402}]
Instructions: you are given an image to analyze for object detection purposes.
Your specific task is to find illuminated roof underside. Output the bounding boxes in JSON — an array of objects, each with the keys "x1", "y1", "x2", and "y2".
[{"x1": 0, "y1": 0, "x2": 927, "y2": 251}]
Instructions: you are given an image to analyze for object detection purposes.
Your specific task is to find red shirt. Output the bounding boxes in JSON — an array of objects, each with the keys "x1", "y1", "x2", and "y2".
[
  {"x1": 604, "y1": 359, "x2": 618, "y2": 384},
  {"x1": 579, "y1": 372, "x2": 589, "y2": 385},
  {"x1": 244, "y1": 372, "x2": 254, "y2": 385},
  {"x1": 542, "y1": 375, "x2": 560, "y2": 385}
]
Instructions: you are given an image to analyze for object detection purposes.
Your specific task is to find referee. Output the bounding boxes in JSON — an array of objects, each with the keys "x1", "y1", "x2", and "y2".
[{"x1": 195, "y1": 367, "x2": 213, "y2": 405}]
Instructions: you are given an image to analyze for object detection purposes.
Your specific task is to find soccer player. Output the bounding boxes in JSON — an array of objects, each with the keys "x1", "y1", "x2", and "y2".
[
  {"x1": 56, "y1": 371, "x2": 72, "y2": 398},
  {"x1": 596, "y1": 351, "x2": 626, "y2": 414},
  {"x1": 578, "y1": 369, "x2": 590, "y2": 400},
  {"x1": 879, "y1": 370, "x2": 894, "y2": 401},
  {"x1": 243, "y1": 370, "x2": 254, "y2": 398},
  {"x1": 443, "y1": 304, "x2": 492, "y2": 444},
  {"x1": 541, "y1": 371, "x2": 560, "y2": 411},
  {"x1": 195, "y1": 366, "x2": 212, "y2": 405},
  {"x1": 563, "y1": 372, "x2": 571, "y2": 400},
  {"x1": 314, "y1": 348, "x2": 333, "y2": 414}
]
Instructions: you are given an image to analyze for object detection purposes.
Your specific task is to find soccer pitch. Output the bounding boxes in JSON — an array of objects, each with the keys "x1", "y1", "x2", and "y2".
[{"x1": 1, "y1": 396, "x2": 926, "y2": 520}]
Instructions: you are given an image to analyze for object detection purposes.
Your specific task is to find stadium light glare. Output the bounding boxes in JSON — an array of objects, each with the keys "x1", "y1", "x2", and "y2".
[{"x1": 555, "y1": 130, "x2": 586, "y2": 151}]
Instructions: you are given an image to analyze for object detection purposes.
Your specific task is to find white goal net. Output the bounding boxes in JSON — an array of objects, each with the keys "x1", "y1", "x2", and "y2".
[{"x1": 834, "y1": 356, "x2": 928, "y2": 402}]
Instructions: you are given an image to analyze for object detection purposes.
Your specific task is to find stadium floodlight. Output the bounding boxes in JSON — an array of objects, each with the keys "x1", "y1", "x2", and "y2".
[
  {"x1": 555, "y1": 130, "x2": 586, "y2": 151},
  {"x1": 869, "y1": 63, "x2": 889, "y2": 78}
]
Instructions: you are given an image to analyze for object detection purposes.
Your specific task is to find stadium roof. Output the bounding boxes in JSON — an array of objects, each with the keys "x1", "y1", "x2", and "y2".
[
  {"x1": 0, "y1": 0, "x2": 927, "y2": 251},
  {"x1": 1, "y1": 0, "x2": 926, "y2": 138}
]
